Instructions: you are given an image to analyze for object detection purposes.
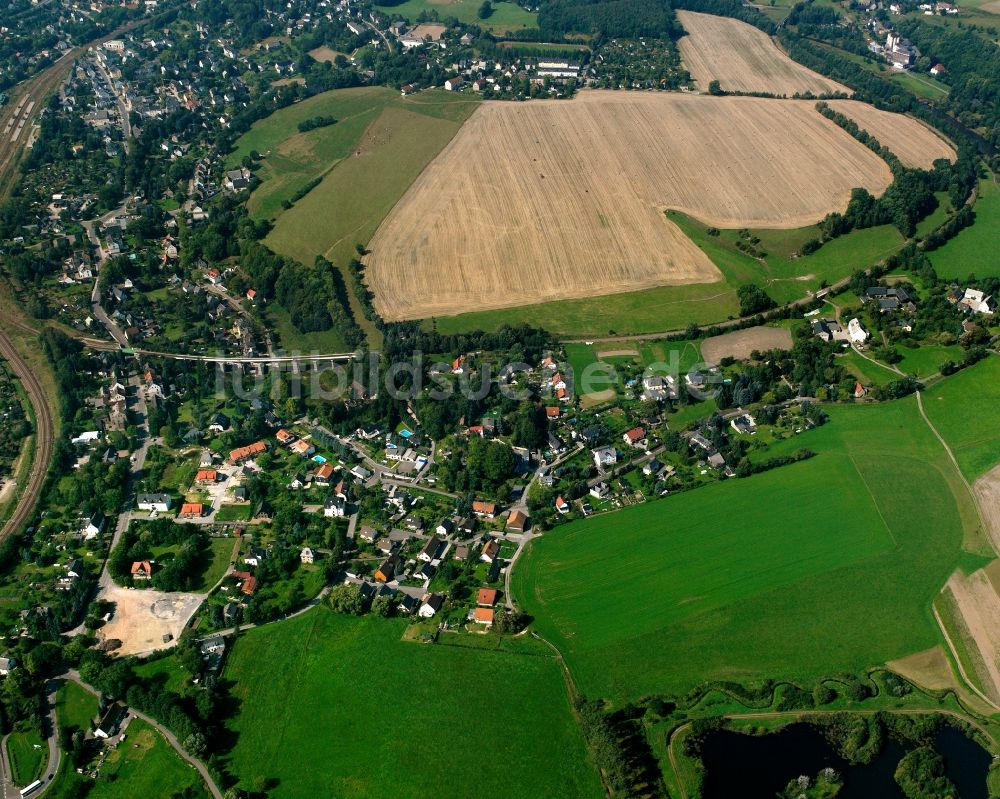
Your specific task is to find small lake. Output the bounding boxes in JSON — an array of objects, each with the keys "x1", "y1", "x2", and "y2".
[{"x1": 700, "y1": 720, "x2": 991, "y2": 799}]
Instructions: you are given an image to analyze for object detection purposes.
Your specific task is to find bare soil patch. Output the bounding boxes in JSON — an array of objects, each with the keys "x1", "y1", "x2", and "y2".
[
  {"x1": 701, "y1": 326, "x2": 793, "y2": 364},
  {"x1": 944, "y1": 569, "x2": 1000, "y2": 704},
  {"x1": 677, "y1": 10, "x2": 849, "y2": 96},
  {"x1": 309, "y1": 46, "x2": 348, "y2": 63},
  {"x1": 825, "y1": 100, "x2": 956, "y2": 169},
  {"x1": 972, "y1": 463, "x2": 1000, "y2": 556},
  {"x1": 364, "y1": 92, "x2": 906, "y2": 321},
  {"x1": 595, "y1": 349, "x2": 639, "y2": 358},
  {"x1": 409, "y1": 23, "x2": 447, "y2": 41},
  {"x1": 97, "y1": 582, "x2": 205, "y2": 657},
  {"x1": 887, "y1": 646, "x2": 957, "y2": 692}
]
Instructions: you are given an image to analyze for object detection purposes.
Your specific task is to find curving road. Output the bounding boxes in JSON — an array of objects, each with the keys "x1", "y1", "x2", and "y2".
[
  {"x1": 0, "y1": 328, "x2": 54, "y2": 542},
  {"x1": 62, "y1": 671, "x2": 223, "y2": 799}
]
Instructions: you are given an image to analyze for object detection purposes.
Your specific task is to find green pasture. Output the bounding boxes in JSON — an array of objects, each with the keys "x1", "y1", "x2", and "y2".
[
  {"x1": 930, "y1": 176, "x2": 1000, "y2": 280},
  {"x1": 87, "y1": 719, "x2": 209, "y2": 799},
  {"x1": 222, "y1": 609, "x2": 601, "y2": 798},
  {"x1": 512, "y1": 398, "x2": 976, "y2": 703},
  {"x1": 921, "y1": 355, "x2": 1000, "y2": 480},
  {"x1": 55, "y1": 681, "x2": 98, "y2": 733},
  {"x1": 377, "y1": 0, "x2": 537, "y2": 33}
]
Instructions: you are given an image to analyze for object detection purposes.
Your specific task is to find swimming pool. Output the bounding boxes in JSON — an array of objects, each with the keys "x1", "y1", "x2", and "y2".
[
  {"x1": 399, "y1": 429, "x2": 413, "y2": 438},
  {"x1": 312, "y1": 455, "x2": 327, "y2": 463}
]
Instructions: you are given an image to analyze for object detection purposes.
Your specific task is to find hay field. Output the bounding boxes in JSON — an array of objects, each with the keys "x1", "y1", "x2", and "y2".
[
  {"x1": 365, "y1": 91, "x2": 898, "y2": 321},
  {"x1": 826, "y1": 100, "x2": 956, "y2": 168},
  {"x1": 677, "y1": 10, "x2": 849, "y2": 96}
]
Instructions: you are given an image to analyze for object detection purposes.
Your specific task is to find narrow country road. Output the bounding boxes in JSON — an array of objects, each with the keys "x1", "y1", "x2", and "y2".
[{"x1": 63, "y1": 671, "x2": 223, "y2": 799}]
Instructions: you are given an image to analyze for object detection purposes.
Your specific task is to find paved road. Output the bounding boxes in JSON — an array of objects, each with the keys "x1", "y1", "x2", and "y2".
[
  {"x1": 0, "y1": 326, "x2": 55, "y2": 542},
  {"x1": 93, "y1": 60, "x2": 131, "y2": 152},
  {"x1": 0, "y1": 733, "x2": 17, "y2": 799},
  {"x1": 63, "y1": 671, "x2": 223, "y2": 799}
]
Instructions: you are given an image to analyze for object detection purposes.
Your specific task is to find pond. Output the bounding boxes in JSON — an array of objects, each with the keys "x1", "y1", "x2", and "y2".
[{"x1": 700, "y1": 720, "x2": 991, "y2": 799}]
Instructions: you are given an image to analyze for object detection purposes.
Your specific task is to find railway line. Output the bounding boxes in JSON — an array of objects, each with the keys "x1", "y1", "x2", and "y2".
[{"x1": 0, "y1": 328, "x2": 54, "y2": 541}]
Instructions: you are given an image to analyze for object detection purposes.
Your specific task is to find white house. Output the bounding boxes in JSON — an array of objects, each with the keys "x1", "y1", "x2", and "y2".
[
  {"x1": 324, "y1": 496, "x2": 347, "y2": 518},
  {"x1": 962, "y1": 288, "x2": 995, "y2": 315},
  {"x1": 137, "y1": 493, "x2": 172, "y2": 512},
  {"x1": 418, "y1": 592, "x2": 444, "y2": 618},
  {"x1": 85, "y1": 514, "x2": 105, "y2": 538},
  {"x1": 592, "y1": 446, "x2": 617, "y2": 471},
  {"x1": 848, "y1": 317, "x2": 869, "y2": 345}
]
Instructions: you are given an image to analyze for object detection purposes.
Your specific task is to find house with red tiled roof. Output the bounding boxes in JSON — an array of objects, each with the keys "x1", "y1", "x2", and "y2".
[
  {"x1": 131, "y1": 561, "x2": 153, "y2": 580},
  {"x1": 473, "y1": 607, "x2": 494, "y2": 625},
  {"x1": 477, "y1": 587, "x2": 499, "y2": 607},
  {"x1": 180, "y1": 502, "x2": 204, "y2": 518},
  {"x1": 229, "y1": 441, "x2": 267, "y2": 464}
]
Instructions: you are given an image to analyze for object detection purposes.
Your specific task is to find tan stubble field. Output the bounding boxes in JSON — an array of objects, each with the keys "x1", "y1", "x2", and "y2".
[{"x1": 364, "y1": 91, "x2": 952, "y2": 321}]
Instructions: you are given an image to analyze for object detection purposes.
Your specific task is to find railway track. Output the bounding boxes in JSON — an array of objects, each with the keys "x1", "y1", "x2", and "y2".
[{"x1": 0, "y1": 328, "x2": 54, "y2": 541}]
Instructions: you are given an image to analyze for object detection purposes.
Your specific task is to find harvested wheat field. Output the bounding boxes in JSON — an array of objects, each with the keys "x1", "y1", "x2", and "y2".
[
  {"x1": 826, "y1": 99, "x2": 956, "y2": 169},
  {"x1": 677, "y1": 10, "x2": 849, "y2": 96},
  {"x1": 365, "y1": 92, "x2": 910, "y2": 320},
  {"x1": 972, "y1": 463, "x2": 1000, "y2": 555}
]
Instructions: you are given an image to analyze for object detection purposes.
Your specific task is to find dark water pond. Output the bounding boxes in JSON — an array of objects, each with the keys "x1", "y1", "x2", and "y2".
[{"x1": 701, "y1": 721, "x2": 991, "y2": 799}]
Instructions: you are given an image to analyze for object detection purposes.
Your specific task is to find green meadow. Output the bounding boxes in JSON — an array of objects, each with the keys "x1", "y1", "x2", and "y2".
[
  {"x1": 929, "y1": 176, "x2": 1000, "y2": 280},
  {"x1": 922, "y1": 355, "x2": 1000, "y2": 480},
  {"x1": 512, "y1": 398, "x2": 977, "y2": 703},
  {"x1": 261, "y1": 88, "x2": 478, "y2": 270},
  {"x1": 222, "y1": 609, "x2": 602, "y2": 799},
  {"x1": 55, "y1": 681, "x2": 99, "y2": 733},
  {"x1": 86, "y1": 719, "x2": 209, "y2": 799},
  {"x1": 376, "y1": 0, "x2": 537, "y2": 33},
  {"x1": 434, "y1": 214, "x2": 904, "y2": 337}
]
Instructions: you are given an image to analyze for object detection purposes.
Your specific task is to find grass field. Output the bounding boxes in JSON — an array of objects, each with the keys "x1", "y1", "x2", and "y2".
[
  {"x1": 86, "y1": 719, "x2": 209, "y2": 799},
  {"x1": 893, "y1": 342, "x2": 964, "y2": 379},
  {"x1": 434, "y1": 216, "x2": 903, "y2": 337},
  {"x1": 513, "y1": 398, "x2": 976, "y2": 703},
  {"x1": 193, "y1": 537, "x2": 235, "y2": 592},
  {"x1": 7, "y1": 729, "x2": 45, "y2": 785},
  {"x1": 222, "y1": 609, "x2": 602, "y2": 798},
  {"x1": 55, "y1": 681, "x2": 98, "y2": 733},
  {"x1": 922, "y1": 355, "x2": 1000, "y2": 480},
  {"x1": 263, "y1": 88, "x2": 478, "y2": 272},
  {"x1": 376, "y1": 0, "x2": 536, "y2": 33},
  {"x1": 929, "y1": 176, "x2": 1000, "y2": 280}
]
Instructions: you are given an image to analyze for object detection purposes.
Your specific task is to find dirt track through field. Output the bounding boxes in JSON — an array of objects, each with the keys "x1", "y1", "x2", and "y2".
[
  {"x1": 677, "y1": 10, "x2": 849, "y2": 96},
  {"x1": 944, "y1": 570, "x2": 1000, "y2": 705},
  {"x1": 364, "y1": 92, "x2": 931, "y2": 321}
]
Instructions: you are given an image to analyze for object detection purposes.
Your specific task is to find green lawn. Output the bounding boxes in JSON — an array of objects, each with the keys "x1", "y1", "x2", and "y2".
[
  {"x1": 194, "y1": 537, "x2": 235, "y2": 592},
  {"x1": 222, "y1": 609, "x2": 602, "y2": 799},
  {"x1": 56, "y1": 681, "x2": 98, "y2": 733},
  {"x1": 513, "y1": 398, "x2": 975, "y2": 704},
  {"x1": 7, "y1": 729, "x2": 46, "y2": 785},
  {"x1": 921, "y1": 355, "x2": 1000, "y2": 480},
  {"x1": 133, "y1": 655, "x2": 190, "y2": 694},
  {"x1": 376, "y1": 0, "x2": 537, "y2": 33},
  {"x1": 929, "y1": 176, "x2": 1000, "y2": 280},
  {"x1": 86, "y1": 719, "x2": 209, "y2": 799},
  {"x1": 893, "y1": 342, "x2": 964, "y2": 379},
  {"x1": 836, "y1": 349, "x2": 896, "y2": 387},
  {"x1": 434, "y1": 216, "x2": 903, "y2": 338}
]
